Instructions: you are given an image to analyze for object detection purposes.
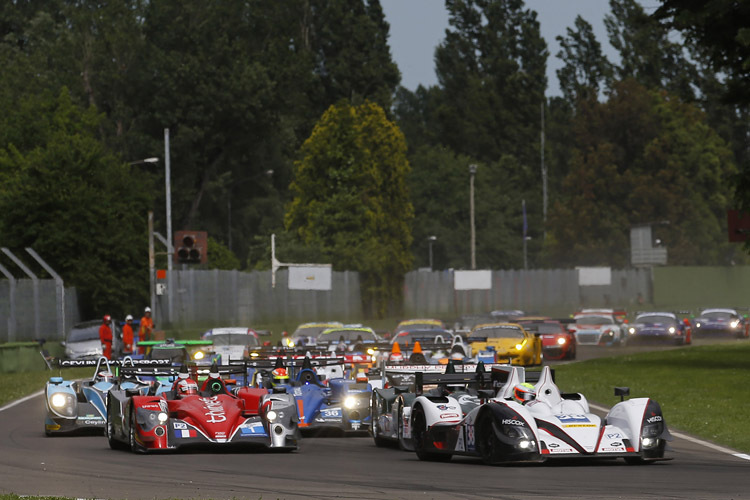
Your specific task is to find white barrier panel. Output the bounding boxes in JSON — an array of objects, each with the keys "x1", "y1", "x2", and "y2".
[
  {"x1": 288, "y1": 265, "x2": 332, "y2": 290},
  {"x1": 454, "y1": 270, "x2": 492, "y2": 290},
  {"x1": 577, "y1": 266, "x2": 612, "y2": 286}
]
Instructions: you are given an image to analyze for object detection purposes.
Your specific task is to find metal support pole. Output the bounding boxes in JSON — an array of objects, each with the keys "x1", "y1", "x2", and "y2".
[
  {"x1": 541, "y1": 102, "x2": 547, "y2": 241},
  {"x1": 469, "y1": 164, "x2": 477, "y2": 270},
  {"x1": 149, "y1": 211, "x2": 156, "y2": 322},
  {"x1": 2, "y1": 247, "x2": 40, "y2": 339},
  {"x1": 165, "y1": 128, "x2": 174, "y2": 326},
  {"x1": 25, "y1": 248, "x2": 65, "y2": 339},
  {"x1": 0, "y1": 263, "x2": 17, "y2": 342}
]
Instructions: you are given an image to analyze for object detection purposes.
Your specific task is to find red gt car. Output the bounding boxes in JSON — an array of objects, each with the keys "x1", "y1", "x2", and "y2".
[
  {"x1": 105, "y1": 364, "x2": 299, "y2": 453},
  {"x1": 518, "y1": 319, "x2": 576, "y2": 361}
]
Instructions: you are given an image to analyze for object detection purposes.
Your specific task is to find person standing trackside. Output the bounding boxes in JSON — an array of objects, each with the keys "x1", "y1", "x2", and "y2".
[
  {"x1": 99, "y1": 315, "x2": 113, "y2": 360},
  {"x1": 139, "y1": 307, "x2": 154, "y2": 355},
  {"x1": 122, "y1": 315, "x2": 135, "y2": 355}
]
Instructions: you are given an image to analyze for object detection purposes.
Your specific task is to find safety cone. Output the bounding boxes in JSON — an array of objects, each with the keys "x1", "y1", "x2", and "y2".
[{"x1": 412, "y1": 341, "x2": 422, "y2": 354}]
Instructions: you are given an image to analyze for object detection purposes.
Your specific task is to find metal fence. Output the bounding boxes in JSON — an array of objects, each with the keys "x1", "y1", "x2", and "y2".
[
  {"x1": 403, "y1": 268, "x2": 653, "y2": 318},
  {"x1": 0, "y1": 279, "x2": 80, "y2": 342},
  {"x1": 155, "y1": 269, "x2": 362, "y2": 328}
]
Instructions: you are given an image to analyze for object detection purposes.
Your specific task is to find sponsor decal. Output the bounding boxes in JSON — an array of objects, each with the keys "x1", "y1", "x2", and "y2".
[
  {"x1": 351, "y1": 421, "x2": 361, "y2": 430},
  {"x1": 201, "y1": 396, "x2": 227, "y2": 423},
  {"x1": 611, "y1": 442, "x2": 622, "y2": 446},
  {"x1": 563, "y1": 424, "x2": 596, "y2": 428},
  {"x1": 549, "y1": 443, "x2": 560, "y2": 448},
  {"x1": 549, "y1": 447, "x2": 575, "y2": 454},
  {"x1": 78, "y1": 419, "x2": 104, "y2": 425},
  {"x1": 215, "y1": 432, "x2": 226, "y2": 438},
  {"x1": 142, "y1": 404, "x2": 161, "y2": 411},
  {"x1": 321, "y1": 408, "x2": 342, "y2": 418},
  {"x1": 558, "y1": 414, "x2": 590, "y2": 423},
  {"x1": 502, "y1": 419, "x2": 525, "y2": 426},
  {"x1": 176, "y1": 429, "x2": 197, "y2": 438},
  {"x1": 436, "y1": 404, "x2": 457, "y2": 411},
  {"x1": 76, "y1": 416, "x2": 103, "y2": 421},
  {"x1": 606, "y1": 433, "x2": 622, "y2": 439},
  {"x1": 646, "y1": 415, "x2": 662, "y2": 423},
  {"x1": 466, "y1": 423, "x2": 475, "y2": 449},
  {"x1": 240, "y1": 424, "x2": 265, "y2": 436},
  {"x1": 173, "y1": 422, "x2": 187, "y2": 430},
  {"x1": 601, "y1": 447, "x2": 623, "y2": 452},
  {"x1": 440, "y1": 413, "x2": 460, "y2": 420}
]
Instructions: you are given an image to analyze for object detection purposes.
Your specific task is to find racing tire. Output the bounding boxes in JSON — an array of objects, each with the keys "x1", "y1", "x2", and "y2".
[
  {"x1": 397, "y1": 404, "x2": 408, "y2": 451},
  {"x1": 476, "y1": 412, "x2": 502, "y2": 465},
  {"x1": 128, "y1": 407, "x2": 145, "y2": 454},
  {"x1": 624, "y1": 456, "x2": 655, "y2": 465},
  {"x1": 371, "y1": 394, "x2": 388, "y2": 447},
  {"x1": 411, "y1": 406, "x2": 451, "y2": 462},
  {"x1": 107, "y1": 397, "x2": 126, "y2": 450}
]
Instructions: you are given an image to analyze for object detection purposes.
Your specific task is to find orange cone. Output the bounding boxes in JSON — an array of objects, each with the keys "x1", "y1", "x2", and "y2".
[
  {"x1": 391, "y1": 342, "x2": 401, "y2": 355},
  {"x1": 413, "y1": 341, "x2": 422, "y2": 354}
]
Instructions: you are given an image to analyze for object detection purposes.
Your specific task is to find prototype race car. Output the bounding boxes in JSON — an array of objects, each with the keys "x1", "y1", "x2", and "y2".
[
  {"x1": 625, "y1": 312, "x2": 691, "y2": 345},
  {"x1": 567, "y1": 311, "x2": 625, "y2": 346},
  {"x1": 468, "y1": 323, "x2": 542, "y2": 366},
  {"x1": 394, "y1": 318, "x2": 446, "y2": 334},
  {"x1": 44, "y1": 357, "x2": 162, "y2": 435},
  {"x1": 404, "y1": 365, "x2": 672, "y2": 465},
  {"x1": 692, "y1": 308, "x2": 749, "y2": 338},
  {"x1": 105, "y1": 363, "x2": 299, "y2": 453},
  {"x1": 285, "y1": 321, "x2": 344, "y2": 348}
]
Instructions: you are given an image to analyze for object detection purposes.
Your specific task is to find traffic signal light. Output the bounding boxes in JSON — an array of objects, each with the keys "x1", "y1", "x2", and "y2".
[{"x1": 174, "y1": 231, "x2": 207, "y2": 264}]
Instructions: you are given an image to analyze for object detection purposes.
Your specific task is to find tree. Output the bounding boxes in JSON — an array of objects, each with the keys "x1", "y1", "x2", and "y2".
[
  {"x1": 286, "y1": 101, "x2": 413, "y2": 317},
  {"x1": 0, "y1": 88, "x2": 153, "y2": 317},
  {"x1": 556, "y1": 15, "x2": 613, "y2": 104}
]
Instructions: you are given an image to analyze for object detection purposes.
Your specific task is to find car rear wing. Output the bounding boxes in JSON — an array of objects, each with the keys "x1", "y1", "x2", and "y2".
[
  {"x1": 58, "y1": 358, "x2": 172, "y2": 368},
  {"x1": 414, "y1": 370, "x2": 497, "y2": 395}
]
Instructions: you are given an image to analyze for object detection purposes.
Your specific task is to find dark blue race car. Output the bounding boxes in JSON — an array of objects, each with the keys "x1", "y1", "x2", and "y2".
[{"x1": 625, "y1": 312, "x2": 691, "y2": 345}]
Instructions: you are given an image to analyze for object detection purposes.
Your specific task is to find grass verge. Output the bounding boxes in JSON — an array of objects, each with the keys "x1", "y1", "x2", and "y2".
[
  {"x1": 0, "y1": 367, "x2": 92, "y2": 408},
  {"x1": 553, "y1": 341, "x2": 750, "y2": 453}
]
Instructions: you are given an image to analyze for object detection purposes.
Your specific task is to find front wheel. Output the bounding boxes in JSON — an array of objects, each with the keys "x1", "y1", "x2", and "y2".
[
  {"x1": 128, "y1": 407, "x2": 145, "y2": 454},
  {"x1": 412, "y1": 406, "x2": 451, "y2": 462},
  {"x1": 476, "y1": 413, "x2": 501, "y2": 465},
  {"x1": 371, "y1": 396, "x2": 388, "y2": 448},
  {"x1": 107, "y1": 397, "x2": 125, "y2": 450}
]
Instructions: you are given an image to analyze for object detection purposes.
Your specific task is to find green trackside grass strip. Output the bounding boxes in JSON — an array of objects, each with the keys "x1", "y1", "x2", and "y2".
[
  {"x1": 553, "y1": 341, "x2": 750, "y2": 453},
  {"x1": 0, "y1": 367, "x2": 92, "y2": 408}
]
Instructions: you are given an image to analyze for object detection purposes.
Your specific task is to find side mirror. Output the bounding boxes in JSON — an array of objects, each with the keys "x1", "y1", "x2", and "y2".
[
  {"x1": 60, "y1": 341, "x2": 66, "y2": 347},
  {"x1": 614, "y1": 386, "x2": 630, "y2": 402}
]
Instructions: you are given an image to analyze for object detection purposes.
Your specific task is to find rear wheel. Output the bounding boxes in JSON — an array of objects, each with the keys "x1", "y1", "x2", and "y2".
[
  {"x1": 412, "y1": 406, "x2": 451, "y2": 462},
  {"x1": 371, "y1": 395, "x2": 388, "y2": 447},
  {"x1": 106, "y1": 397, "x2": 125, "y2": 450},
  {"x1": 128, "y1": 407, "x2": 144, "y2": 454}
]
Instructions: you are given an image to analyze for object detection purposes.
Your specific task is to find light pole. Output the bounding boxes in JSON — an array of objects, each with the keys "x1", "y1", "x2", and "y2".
[
  {"x1": 469, "y1": 164, "x2": 477, "y2": 270},
  {"x1": 129, "y1": 157, "x2": 159, "y2": 166},
  {"x1": 428, "y1": 235, "x2": 437, "y2": 271}
]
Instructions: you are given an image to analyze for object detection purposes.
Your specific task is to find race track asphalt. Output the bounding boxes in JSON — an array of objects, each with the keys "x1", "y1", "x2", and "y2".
[{"x1": 1, "y1": 339, "x2": 747, "y2": 500}]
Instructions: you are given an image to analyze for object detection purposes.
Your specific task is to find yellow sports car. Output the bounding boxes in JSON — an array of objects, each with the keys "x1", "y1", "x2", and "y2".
[{"x1": 468, "y1": 323, "x2": 542, "y2": 366}]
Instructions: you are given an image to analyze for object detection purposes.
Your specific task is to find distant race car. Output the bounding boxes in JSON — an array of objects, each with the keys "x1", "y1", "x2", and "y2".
[
  {"x1": 62, "y1": 318, "x2": 122, "y2": 360},
  {"x1": 390, "y1": 328, "x2": 472, "y2": 361},
  {"x1": 626, "y1": 312, "x2": 691, "y2": 345},
  {"x1": 105, "y1": 363, "x2": 299, "y2": 453},
  {"x1": 518, "y1": 319, "x2": 576, "y2": 360},
  {"x1": 394, "y1": 318, "x2": 446, "y2": 334},
  {"x1": 285, "y1": 321, "x2": 344, "y2": 348},
  {"x1": 404, "y1": 365, "x2": 672, "y2": 465},
  {"x1": 200, "y1": 327, "x2": 263, "y2": 362},
  {"x1": 692, "y1": 308, "x2": 749, "y2": 338},
  {"x1": 44, "y1": 357, "x2": 161, "y2": 435},
  {"x1": 468, "y1": 323, "x2": 542, "y2": 366},
  {"x1": 567, "y1": 312, "x2": 625, "y2": 346},
  {"x1": 315, "y1": 326, "x2": 382, "y2": 352}
]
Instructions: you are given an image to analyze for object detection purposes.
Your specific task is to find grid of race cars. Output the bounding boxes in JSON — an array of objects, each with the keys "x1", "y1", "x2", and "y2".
[{"x1": 44, "y1": 307, "x2": 747, "y2": 464}]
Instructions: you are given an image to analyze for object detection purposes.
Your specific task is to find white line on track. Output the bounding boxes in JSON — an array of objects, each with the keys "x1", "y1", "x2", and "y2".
[
  {"x1": 0, "y1": 390, "x2": 43, "y2": 413},
  {"x1": 589, "y1": 402, "x2": 750, "y2": 462}
]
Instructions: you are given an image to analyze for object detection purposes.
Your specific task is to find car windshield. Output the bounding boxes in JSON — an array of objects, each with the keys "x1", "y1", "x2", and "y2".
[
  {"x1": 522, "y1": 323, "x2": 562, "y2": 334},
  {"x1": 470, "y1": 326, "x2": 525, "y2": 340},
  {"x1": 702, "y1": 311, "x2": 735, "y2": 320},
  {"x1": 149, "y1": 348, "x2": 188, "y2": 364},
  {"x1": 457, "y1": 316, "x2": 494, "y2": 329},
  {"x1": 575, "y1": 315, "x2": 613, "y2": 325},
  {"x1": 396, "y1": 321, "x2": 443, "y2": 332},
  {"x1": 637, "y1": 315, "x2": 676, "y2": 325},
  {"x1": 292, "y1": 324, "x2": 339, "y2": 338},
  {"x1": 208, "y1": 334, "x2": 259, "y2": 347},
  {"x1": 394, "y1": 330, "x2": 452, "y2": 343},
  {"x1": 318, "y1": 329, "x2": 377, "y2": 342},
  {"x1": 67, "y1": 324, "x2": 101, "y2": 342}
]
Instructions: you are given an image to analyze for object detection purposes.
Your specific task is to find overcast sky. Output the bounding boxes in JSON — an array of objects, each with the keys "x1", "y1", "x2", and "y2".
[{"x1": 381, "y1": 0, "x2": 654, "y2": 97}]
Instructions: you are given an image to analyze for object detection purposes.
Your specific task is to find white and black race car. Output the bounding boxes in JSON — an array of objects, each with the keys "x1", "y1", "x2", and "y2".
[{"x1": 403, "y1": 365, "x2": 672, "y2": 465}]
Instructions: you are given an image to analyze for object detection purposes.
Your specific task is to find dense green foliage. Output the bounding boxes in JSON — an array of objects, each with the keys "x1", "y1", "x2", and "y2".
[
  {"x1": 286, "y1": 101, "x2": 413, "y2": 317},
  {"x1": 0, "y1": 0, "x2": 749, "y2": 315}
]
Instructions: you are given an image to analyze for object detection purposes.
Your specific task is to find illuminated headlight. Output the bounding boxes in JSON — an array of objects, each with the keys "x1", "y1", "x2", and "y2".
[
  {"x1": 366, "y1": 348, "x2": 375, "y2": 355},
  {"x1": 695, "y1": 322, "x2": 701, "y2": 328},
  {"x1": 157, "y1": 412, "x2": 168, "y2": 424},
  {"x1": 668, "y1": 327, "x2": 676, "y2": 334},
  {"x1": 556, "y1": 337, "x2": 566, "y2": 345},
  {"x1": 344, "y1": 396, "x2": 356, "y2": 409},
  {"x1": 284, "y1": 338, "x2": 295, "y2": 347},
  {"x1": 515, "y1": 344, "x2": 523, "y2": 351},
  {"x1": 193, "y1": 351, "x2": 205, "y2": 360},
  {"x1": 628, "y1": 327, "x2": 636, "y2": 334},
  {"x1": 371, "y1": 355, "x2": 377, "y2": 363},
  {"x1": 250, "y1": 352, "x2": 259, "y2": 358},
  {"x1": 518, "y1": 439, "x2": 535, "y2": 450},
  {"x1": 642, "y1": 437, "x2": 656, "y2": 448},
  {"x1": 266, "y1": 410, "x2": 278, "y2": 422},
  {"x1": 730, "y1": 320, "x2": 740, "y2": 329},
  {"x1": 50, "y1": 393, "x2": 68, "y2": 408}
]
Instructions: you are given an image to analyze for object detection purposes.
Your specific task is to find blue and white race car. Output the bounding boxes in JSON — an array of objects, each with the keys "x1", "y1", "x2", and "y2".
[
  {"x1": 693, "y1": 308, "x2": 749, "y2": 338},
  {"x1": 625, "y1": 312, "x2": 691, "y2": 345}
]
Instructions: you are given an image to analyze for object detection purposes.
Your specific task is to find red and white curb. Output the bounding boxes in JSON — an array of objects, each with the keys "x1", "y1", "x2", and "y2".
[{"x1": 590, "y1": 402, "x2": 750, "y2": 462}]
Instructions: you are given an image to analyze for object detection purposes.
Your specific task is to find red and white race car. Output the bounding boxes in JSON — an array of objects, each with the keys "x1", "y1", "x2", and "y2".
[{"x1": 567, "y1": 309, "x2": 626, "y2": 346}]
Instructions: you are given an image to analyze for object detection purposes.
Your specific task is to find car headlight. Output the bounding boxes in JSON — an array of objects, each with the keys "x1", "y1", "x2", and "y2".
[
  {"x1": 515, "y1": 343, "x2": 524, "y2": 350},
  {"x1": 628, "y1": 327, "x2": 636, "y2": 334},
  {"x1": 48, "y1": 392, "x2": 76, "y2": 417},
  {"x1": 730, "y1": 320, "x2": 740, "y2": 328},
  {"x1": 157, "y1": 412, "x2": 168, "y2": 424},
  {"x1": 668, "y1": 327, "x2": 676, "y2": 334},
  {"x1": 556, "y1": 337, "x2": 566, "y2": 345},
  {"x1": 50, "y1": 393, "x2": 68, "y2": 408},
  {"x1": 250, "y1": 352, "x2": 259, "y2": 358},
  {"x1": 367, "y1": 348, "x2": 375, "y2": 355},
  {"x1": 642, "y1": 437, "x2": 656, "y2": 448},
  {"x1": 193, "y1": 351, "x2": 205, "y2": 360},
  {"x1": 344, "y1": 396, "x2": 356, "y2": 409},
  {"x1": 266, "y1": 410, "x2": 278, "y2": 422},
  {"x1": 695, "y1": 322, "x2": 701, "y2": 328}
]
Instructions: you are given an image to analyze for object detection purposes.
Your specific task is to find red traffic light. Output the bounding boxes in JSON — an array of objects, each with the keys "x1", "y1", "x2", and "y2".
[{"x1": 174, "y1": 230, "x2": 207, "y2": 264}]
